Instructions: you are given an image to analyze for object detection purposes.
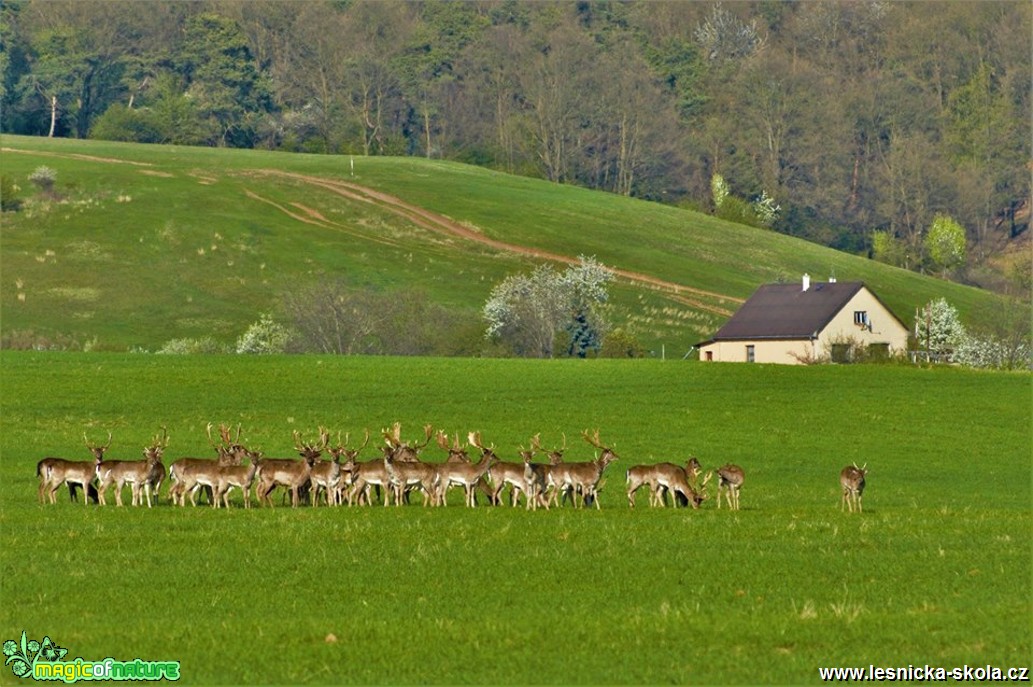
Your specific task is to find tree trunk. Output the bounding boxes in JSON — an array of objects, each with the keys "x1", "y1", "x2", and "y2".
[{"x1": 48, "y1": 95, "x2": 57, "y2": 138}]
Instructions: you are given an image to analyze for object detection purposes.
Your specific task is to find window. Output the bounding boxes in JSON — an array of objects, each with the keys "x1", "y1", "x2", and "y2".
[
  {"x1": 831, "y1": 343, "x2": 851, "y2": 363},
  {"x1": 868, "y1": 343, "x2": 890, "y2": 360},
  {"x1": 854, "y1": 311, "x2": 869, "y2": 328},
  {"x1": 746, "y1": 345, "x2": 755, "y2": 363}
]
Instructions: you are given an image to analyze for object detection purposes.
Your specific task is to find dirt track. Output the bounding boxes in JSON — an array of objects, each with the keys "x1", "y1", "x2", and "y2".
[{"x1": 253, "y1": 169, "x2": 741, "y2": 316}]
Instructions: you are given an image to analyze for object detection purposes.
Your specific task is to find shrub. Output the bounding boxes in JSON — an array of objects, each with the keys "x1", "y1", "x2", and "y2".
[
  {"x1": 157, "y1": 337, "x2": 230, "y2": 354},
  {"x1": 236, "y1": 314, "x2": 293, "y2": 354},
  {"x1": 28, "y1": 166, "x2": 57, "y2": 194}
]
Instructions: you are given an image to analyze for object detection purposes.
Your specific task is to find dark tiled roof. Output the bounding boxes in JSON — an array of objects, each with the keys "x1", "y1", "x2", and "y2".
[{"x1": 707, "y1": 281, "x2": 866, "y2": 340}]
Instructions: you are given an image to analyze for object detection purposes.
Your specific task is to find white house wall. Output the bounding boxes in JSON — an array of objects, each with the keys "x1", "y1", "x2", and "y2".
[{"x1": 816, "y1": 288, "x2": 909, "y2": 357}]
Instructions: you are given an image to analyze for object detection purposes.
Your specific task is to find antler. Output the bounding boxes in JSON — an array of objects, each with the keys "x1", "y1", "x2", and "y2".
[
  {"x1": 435, "y1": 430, "x2": 451, "y2": 452},
  {"x1": 84, "y1": 430, "x2": 113, "y2": 451},
  {"x1": 415, "y1": 424, "x2": 434, "y2": 450},
  {"x1": 153, "y1": 425, "x2": 170, "y2": 450},
  {"x1": 581, "y1": 429, "x2": 604, "y2": 449},
  {"x1": 529, "y1": 433, "x2": 543, "y2": 454}
]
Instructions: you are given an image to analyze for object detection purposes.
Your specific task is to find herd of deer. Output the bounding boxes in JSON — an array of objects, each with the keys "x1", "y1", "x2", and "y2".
[{"x1": 34, "y1": 423, "x2": 869, "y2": 513}]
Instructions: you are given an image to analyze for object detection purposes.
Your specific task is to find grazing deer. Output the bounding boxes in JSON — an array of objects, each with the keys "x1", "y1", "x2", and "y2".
[
  {"x1": 840, "y1": 463, "x2": 867, "y2": 513},
  {"x1": 168, "y1": 424, "x2": 246, "y2": 506},
  {"x1": 716, "y1": 464, "x2": 745, "y2": 510},
  {"x1": 548, "y1": 430, "x2": 619, "y2": 509},
  {"x1": 37, "y1": 432, "x2": 111, "y2": 505},
  {"x1": 214, "y1": 452, "x2": 261, "y2": 509},
  {"x1": 651, "y1": 463, "x2": 709, "y2": 509},
  {"x1": 255, "y1": 430, "x2": 326, "y2": 507},
  {"x1": 96, "y1": 428, "x2": 169, "y2": 507},
  {"x1": 436, "y1": 432, "x2": 496, "y2": 507}
]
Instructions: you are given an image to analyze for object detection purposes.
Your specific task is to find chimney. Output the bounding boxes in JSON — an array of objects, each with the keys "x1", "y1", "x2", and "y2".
[{"x1": 802, "y1": 273, "x2": 810, "y2": 291}]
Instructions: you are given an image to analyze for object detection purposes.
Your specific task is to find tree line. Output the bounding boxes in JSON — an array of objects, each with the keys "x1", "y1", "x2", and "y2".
[{"x1": 1, "y1": 0, "x2": 1029, "y2": 291}]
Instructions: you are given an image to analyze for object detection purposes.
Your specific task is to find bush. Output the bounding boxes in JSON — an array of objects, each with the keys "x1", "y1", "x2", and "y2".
[
  {"x1": 157, "y1": 336, "x2": 230, "y2": 354},
  {"x1": 599, "y1": 328, "x2": 646, "y2": 358},
  {"x1": 236, "y1": 314, "x2": 293, "y2": 354},
  {"x1": 28, "y1": 166, "x2": 57, "y2": 194}
]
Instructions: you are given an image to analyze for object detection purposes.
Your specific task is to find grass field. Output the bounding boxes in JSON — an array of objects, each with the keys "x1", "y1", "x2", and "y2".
[
  {"x1": 0, "y1": 134, "x2": 1003, "y2": 353},
  {"x1": 0, "y1": 352, "x2": 1029, "y2": 684}
]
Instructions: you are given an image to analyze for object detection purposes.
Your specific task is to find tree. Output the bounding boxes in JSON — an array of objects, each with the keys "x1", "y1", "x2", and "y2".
[
  {"x1": 178, "y1": 12, "x2": 273, "y2": 147},
  {"x1": 483, "y1": 256, "x2": 613, "y2": 358},
  {"x1": 915, "y1": 298, "x2": 965, "y2": 362},
  {"x1": 925, "y1": 214, "x2": 967, "y2": 277}
]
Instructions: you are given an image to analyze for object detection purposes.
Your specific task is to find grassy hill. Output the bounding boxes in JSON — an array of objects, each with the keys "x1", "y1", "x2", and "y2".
[{"x1": 0, "y1": 134, "x2": 1001, "y2": 353}]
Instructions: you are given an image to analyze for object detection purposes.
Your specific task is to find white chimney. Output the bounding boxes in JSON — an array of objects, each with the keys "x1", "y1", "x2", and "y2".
[{"x1": 802, "y1": 273, "x2": 810, "y2": 291}]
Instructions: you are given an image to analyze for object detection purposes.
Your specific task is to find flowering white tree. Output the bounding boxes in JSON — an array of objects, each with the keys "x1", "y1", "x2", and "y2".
[
  {"x1": 915, "y1": 298, "x2": 965, "y2": 362},
  {"x1": 484, "y1": 256, "x2": 614, "y2": 358},
  {"x1": 236, "y1": 313, "x2": 293, "y2": 354}
]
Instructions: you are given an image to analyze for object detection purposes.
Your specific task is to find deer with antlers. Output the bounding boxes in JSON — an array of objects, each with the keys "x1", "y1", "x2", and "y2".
[
  {"x1": 169, "y1": 424, "x2": 247, "y2": 506},
  {"x1": 652, "y1": 463, "x2": 710, "y2": 509},
  {"x1": 840, "y1": 463, "x2": 867, "y2": 513},
  {"x1": 37, "y1": 432, "x2": 111, "y2": 505},
  {"x1": 213, "y1": 449, "x2": 261, "y2": 509},
  {"x1": 547, "y1": 430, "x2": 619, "y2": 509},
  {"x1": 96, "y1": 428, "x2": 170, "y2": 507},
  {"x1": 716, "y1": 463, "x2": 745, "y2": 510},
  {"x1": 433, "y1": 432, "x2": 496, "y2": 507},
  {"x1": 311, "y1": 430, "x2": 368, "y2": 506},
  {"x1": 255, "y1": 429, "x2": 327, "y2": 507}
]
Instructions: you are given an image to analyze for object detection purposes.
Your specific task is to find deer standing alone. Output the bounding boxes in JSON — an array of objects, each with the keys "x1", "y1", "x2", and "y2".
[
  {"x1": 840, "y1": 463, "x2": 867, "y2": 513},
  {"x1": 715, "y1": 463, "x2": 745, "y2": 510}
]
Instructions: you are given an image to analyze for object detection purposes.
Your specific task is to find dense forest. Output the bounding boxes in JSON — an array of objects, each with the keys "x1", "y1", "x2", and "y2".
[{"x1": 1, "y1": 0, "x2": 1029, "y2": 292}]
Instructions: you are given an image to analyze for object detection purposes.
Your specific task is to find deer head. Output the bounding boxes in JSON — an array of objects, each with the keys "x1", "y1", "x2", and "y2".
[
  {"x1": 581, "y1": 429, "x2": 618, "y2": 464},
  {"x1": 83, "y1": 431, "x2": 113, "y2": 461}
]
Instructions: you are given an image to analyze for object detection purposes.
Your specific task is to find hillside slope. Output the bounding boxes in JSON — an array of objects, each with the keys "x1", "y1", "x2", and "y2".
[{"x1": 0, "y1": 135, "x2": 1001, "y2": 352}]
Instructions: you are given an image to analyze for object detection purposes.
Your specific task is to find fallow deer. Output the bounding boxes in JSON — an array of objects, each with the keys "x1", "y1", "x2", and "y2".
[
  {"x1": 547, "y1": 430, "x2": 619, "y2": 509},
  {"x1": 37, "y1": 432, "x2": 111, "y2": 505},
  {"x1": 716, "y1": 464, "x2": 745, "y2": 510},
  {"x1": 651, "y1": 463, "x2": 709, "y2": 509},
  {"x1": 840, "y1": 463, "x2": 867, "y2": 513},
  {"x1": 214, "y1": 452, "x2": 261, "y2": 509},
  {"x1": 96, "y1": 428, "x2": 169, "y2": 507},
  {"x1": 436, "y1": 432, "x2": 496, "y2": 507},
  {"x1": 255, "y1": 429, "x2": 326, "y2": 507},
  {"x1": 168, "y1": 424, "x2": 246, "y2": 506}
]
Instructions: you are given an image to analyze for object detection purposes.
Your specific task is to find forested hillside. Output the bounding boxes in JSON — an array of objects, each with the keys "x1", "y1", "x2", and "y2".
[{"x1": 1, "y1": 1, "x2": 1030, "y2": 291}]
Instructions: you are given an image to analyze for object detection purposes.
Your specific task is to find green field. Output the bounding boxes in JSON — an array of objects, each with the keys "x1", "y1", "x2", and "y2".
[
  {"x1": 1, "y1": 352, "x2": 1029, "y2": 684},
  {"x1": 0, "y1": 134, "x2": 1004, "y2": 354}
]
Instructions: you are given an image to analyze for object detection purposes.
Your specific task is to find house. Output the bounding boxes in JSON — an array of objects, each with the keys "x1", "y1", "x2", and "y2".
[{"x1": 696, "y1": 274, "x2": 910, "y2": 364}]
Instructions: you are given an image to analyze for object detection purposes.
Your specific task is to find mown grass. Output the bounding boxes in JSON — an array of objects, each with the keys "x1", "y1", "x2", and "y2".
[
  {"x1": 0, "y1": 352, "x2": 1029, "y2": 684},
  {"x1": 1, "y1": 134, "x2": 1002, "y2": 352}
]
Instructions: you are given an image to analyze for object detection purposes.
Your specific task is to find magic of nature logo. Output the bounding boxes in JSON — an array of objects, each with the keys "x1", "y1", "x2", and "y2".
[{"x1": 4, "y1": 631, "x2": 180, "y2": 682}]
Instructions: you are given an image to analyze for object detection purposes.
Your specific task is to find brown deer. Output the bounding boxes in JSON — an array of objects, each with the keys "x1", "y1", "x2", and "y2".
[
  {"x1": 652, "y1": 463, "x2": 710, "y2": 509},
  {"x1": 716, "y1": 464, "x2": 745, "y2": 510},
  {"x1": 840, "y1": 463, "x2": 867, "y2": 513},
  {"x1": 96, "y1": 428, "x2": 170, "y2": 507},
  {"x1": 168, "y1": 424, "x2": 246, "y2": 506},
  {"x1": 548, "y1": 430, "x2": 619, "y2": 509},
  {"x1": 312, "y1": 430, "x2": 368, "y2": 506},
  {"x1": 486, "y1": 440, "x2": 535, "y2": 508},
  {"x1": 37, "y1": 432, "x2": 111, "y2": 505},
  {"x1": 255, "y1": 429, "x2": 326, "y2": 507},
  {"x1": 437, "y1": 432, "x2": 495, "y2": 507},
  {"x1": 214, "y1": 451, "x2": 261, "y2": 509}
]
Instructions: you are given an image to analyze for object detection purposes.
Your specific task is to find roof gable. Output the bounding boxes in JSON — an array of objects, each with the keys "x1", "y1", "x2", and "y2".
[{"x1": 710, "y1": 281, "x2": 866, "y2": 340}]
